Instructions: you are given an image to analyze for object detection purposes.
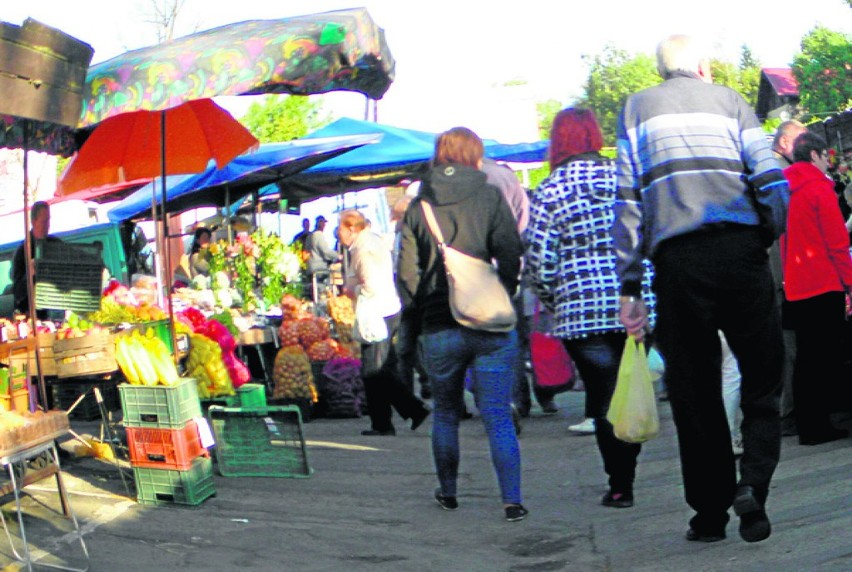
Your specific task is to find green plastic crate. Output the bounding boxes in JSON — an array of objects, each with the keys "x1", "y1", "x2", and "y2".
[
  {"x1": 235, "y1": 384, "x2": 267, "y2": 409},
  {"x1": 133, "y1": 455, "x2": 215, "y2": 506},
  {"x1": 120, "y1": 378, "x2": 202, "y2": 428},
  {"x1": 207, "y1": 405, "x2": 311, "y2": 478}
]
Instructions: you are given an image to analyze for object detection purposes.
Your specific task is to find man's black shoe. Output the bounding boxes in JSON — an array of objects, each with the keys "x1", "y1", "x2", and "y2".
[
  {"x1": 361, "y1": 428, "x2": 396, "y2": 436},
  {"x1": 410, "y1": 407, "x2": 431, "y2": 431},
  {"x1": 733, "y1": 485, "x2": 771, "y2": 543}
]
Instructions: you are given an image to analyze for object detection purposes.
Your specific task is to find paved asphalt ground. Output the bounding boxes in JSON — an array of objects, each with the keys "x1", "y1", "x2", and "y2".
[{"x1": 1, "y1": 390, "x2": 850, "y2": 572}]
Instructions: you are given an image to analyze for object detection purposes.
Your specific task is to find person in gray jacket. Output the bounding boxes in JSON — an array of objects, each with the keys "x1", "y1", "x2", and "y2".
[{"x1": 613, "y1": 35, "x2": 789, "y2": 544}]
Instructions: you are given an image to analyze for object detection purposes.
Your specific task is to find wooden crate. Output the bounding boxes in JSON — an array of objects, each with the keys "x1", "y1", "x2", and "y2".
[
  {"x1": 0, "y1": 333, "x2": 56, "y2": 379},
  {"x1": 53, "y1": 331, "x2": 117, "y2": 379}
]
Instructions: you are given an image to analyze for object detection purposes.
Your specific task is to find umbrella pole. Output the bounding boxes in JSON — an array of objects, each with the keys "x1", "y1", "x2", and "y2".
[
  {"x1": 160, "y1": 111, "x2": 179, "y2": 363},
  {"x1": 21, "y1": 122, "x2": 48, "y2": 411}
]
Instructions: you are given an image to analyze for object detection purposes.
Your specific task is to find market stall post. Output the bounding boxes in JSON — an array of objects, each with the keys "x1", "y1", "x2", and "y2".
[{"x1": 0, "y1": 19, "x2": 94, "y2": 410}]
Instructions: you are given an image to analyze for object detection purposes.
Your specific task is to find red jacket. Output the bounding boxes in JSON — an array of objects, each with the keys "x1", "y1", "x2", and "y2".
[{"x1": 781, "y1": 161, "x2": 852, "y2": 301}]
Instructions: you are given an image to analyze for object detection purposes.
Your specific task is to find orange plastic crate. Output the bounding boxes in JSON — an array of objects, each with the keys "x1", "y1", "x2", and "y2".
[{"x1": 125, "y1": 419, "x2": 209, "y2": 470}]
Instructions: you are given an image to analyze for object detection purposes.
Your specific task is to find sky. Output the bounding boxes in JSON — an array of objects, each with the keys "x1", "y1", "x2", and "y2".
[{"x1": 5, "y1": 0, "x2": 852, "y2": 143}]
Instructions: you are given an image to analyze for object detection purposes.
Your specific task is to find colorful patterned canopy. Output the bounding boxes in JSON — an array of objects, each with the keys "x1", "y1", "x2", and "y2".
[{"x1": 80, "y1": 7, "x2": 395, "y2": 127}]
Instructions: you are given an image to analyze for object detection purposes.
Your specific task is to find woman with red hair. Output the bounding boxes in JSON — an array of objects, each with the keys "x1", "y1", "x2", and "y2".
[{"x1": 526, "y1": 108, "x2": 656, "y2": 508}]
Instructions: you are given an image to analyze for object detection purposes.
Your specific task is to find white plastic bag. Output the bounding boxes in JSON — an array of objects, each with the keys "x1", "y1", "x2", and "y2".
[{"x1": 353, "y1": 294, "x2": 388, "y2": 344}]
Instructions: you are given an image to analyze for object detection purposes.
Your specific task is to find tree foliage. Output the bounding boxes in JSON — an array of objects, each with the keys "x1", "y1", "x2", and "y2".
[
  {"x1": 536, "y1": 99, "x2": 563, "y2": 140},
  {"x1": 240, "y1": 95, "x2": 330, "y2": 143},
  {"x1": 709, "y1": 45, "x2": 761, "y2": 107},
  {"x1": 792, "y1": 25, "x2": 852, "y2": 117},
  {"x1": 578, "y1": 45, "x2": 661, "y2": 145}
]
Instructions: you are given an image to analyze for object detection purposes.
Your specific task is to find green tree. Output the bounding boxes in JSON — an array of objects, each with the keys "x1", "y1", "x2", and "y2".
[
  {"x1": 792, "y1": 25, "x2": 852, "y2": 117},
  {"x1": 240, "y1": 95, "x2": 330, "y2": 143},
  {"x1": 578, "y1": 44, "x2": 660, "y2": 145},
  {"x1": 536, "y1": 99, "x2": 563, "y2": 140}
]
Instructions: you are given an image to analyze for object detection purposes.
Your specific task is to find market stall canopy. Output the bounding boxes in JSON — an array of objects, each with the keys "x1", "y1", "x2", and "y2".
[
  {"x1": 79, "y1": 7, "x2": 395, "y2": 127},
  {"x1": 268, "y1": 117, "x2": 549, "y2": 200},
  {"x1": 105, "y1": 133, "x2": 382, "y2": 223},
  {"x1": 0, "y1": 18, "x2": 93, "y2": 155}
]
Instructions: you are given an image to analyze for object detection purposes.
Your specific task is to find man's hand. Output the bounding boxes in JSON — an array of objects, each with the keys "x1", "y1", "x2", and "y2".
[{"x1": 619, "y1": 296, "x2": 648, "y2": 342}]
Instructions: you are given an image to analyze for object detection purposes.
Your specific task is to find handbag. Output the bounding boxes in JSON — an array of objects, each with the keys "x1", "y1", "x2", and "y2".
[
  {"x1": 353, "y1": 294, "x2": 388, "y2": 344},
  {"x1": 420, "y1": 202, "x2": 516, "y2": 332},
  {"x1": 529, "y1": 301, "x2": 575, "y2": 392},
  {"x1": 606, "y1": 336, "x2": 660, "y2": 443}
]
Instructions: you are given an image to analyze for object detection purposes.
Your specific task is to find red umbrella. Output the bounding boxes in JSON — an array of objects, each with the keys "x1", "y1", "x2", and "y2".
[
  {"x1": 57, "y1": 99, "x2": 258, "y2": 338},
  {"x1": 57, "y1": 99, "x2": 258, "y2": 196}
]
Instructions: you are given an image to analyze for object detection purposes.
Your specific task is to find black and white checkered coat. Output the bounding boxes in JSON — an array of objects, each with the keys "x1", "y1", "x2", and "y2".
[{"x1": 524, "y1": 155, "x2": 655, "y2": 340}]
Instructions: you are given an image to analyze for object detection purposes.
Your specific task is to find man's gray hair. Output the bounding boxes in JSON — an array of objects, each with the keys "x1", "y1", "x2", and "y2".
[{"x1": 656, "y1": 35, "x2": 709, "y2": 79}]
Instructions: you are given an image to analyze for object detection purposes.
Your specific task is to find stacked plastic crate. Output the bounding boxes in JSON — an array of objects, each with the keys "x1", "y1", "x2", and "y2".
[{"x1": 119, "y1": 377, "x2": 216, "y2": 506}]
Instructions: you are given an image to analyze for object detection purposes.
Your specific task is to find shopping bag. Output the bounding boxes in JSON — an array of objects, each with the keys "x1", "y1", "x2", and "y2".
[
  {"x1": 606, "y1": 336, "x2": 660, "y2": 443},
  {"x1": 528, "y1": 300, "x2": 574, "y2": 392},
  {"x1": 353, "y1": 294, "x2": 388, "y2": 344},
  {"x1": 530, "y1": 331, "x2": 575, "y2": 392}
]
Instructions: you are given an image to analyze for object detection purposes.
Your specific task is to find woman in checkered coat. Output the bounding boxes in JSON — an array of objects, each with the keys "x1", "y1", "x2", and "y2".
[{"x1": 525, "y1": 108, "x2": 656, "y2": 508}]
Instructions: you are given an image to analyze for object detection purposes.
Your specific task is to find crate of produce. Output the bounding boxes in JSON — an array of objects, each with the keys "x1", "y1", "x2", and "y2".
[
  {"x1": 126, "y1": 419, "x2": 209, "y2": 470},
  {"x1": 207, "y1": 405, "x2": 311, "y2": 478},
  {"x1": 52, "y1": 380, "x2": 120, "y2": 421},
  {"x1": 133, "y1": 455, "x2": 215, "y2": 507},
  {"x1": 118, "y1": 320, "x2": 173, "y2": 354},
  {"x1": 53, "y1": 330, "x2": 117, "y2": 379},
  {"x1": 119, "y1": 377, "x2": 202, "y2": 428}
]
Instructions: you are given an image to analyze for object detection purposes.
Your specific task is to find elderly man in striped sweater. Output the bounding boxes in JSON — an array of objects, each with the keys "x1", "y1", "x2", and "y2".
[{"x1": 612, "y1": 35, "x2": 789, "y2": 544}]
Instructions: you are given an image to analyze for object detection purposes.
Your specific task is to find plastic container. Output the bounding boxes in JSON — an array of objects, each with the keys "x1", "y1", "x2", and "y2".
[
  {"x1": 126, "y1": 419, "x2": 209, "y2": 470},
  {"x1": 119, "y1": 378, "x2": 202, "y2": 428},
  {"x1": 235, "y1": 383, "x2": 267, "y2": 409},
  {"x1": 0, "y1": 389, "x2": 29, "y2": 412},
  {"x1": 133, "y1": 455, "x2": 215, "y2": 506},
  {"x1": 207, "y1": 405, "x2": 311, "y2": 478}
]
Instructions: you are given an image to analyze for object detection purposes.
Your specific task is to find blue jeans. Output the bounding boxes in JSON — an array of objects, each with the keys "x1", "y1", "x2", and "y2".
[{"x1": 420, "y1": 327, "x2": 522, "y2": 504}]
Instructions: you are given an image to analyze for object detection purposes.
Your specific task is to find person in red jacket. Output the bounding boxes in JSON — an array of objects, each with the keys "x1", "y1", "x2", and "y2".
[{"x1": 781, "y1": 132, "x2": 852, "y2": 446}]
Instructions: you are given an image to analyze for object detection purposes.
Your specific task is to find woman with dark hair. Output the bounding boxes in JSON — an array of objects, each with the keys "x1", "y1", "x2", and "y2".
[
  {"x1": 397, "y1": 127, "x2": 527, "y2": 521},
  {"x1": 525, "y1": 108, "x2": 656, "y2": 508},
  {"x1": 782, "y1": 132, "x2": 852, "y2": 445},
  {"x1": 188, "y1": 227, "x2": 212, "y2": 278}
]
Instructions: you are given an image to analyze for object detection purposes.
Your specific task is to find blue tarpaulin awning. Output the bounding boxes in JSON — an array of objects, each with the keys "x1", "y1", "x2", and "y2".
[
  {"x1": 106, "y1": 133, "x2": 381, "y2": 222},
  {"x1": 272, "y1": 118, "x2": 548, "y2": 200}
]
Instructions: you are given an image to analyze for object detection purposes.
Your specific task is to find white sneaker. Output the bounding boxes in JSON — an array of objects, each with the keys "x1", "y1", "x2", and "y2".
[{"x1": 568, "y1": 418, "x2": 596, "y2": 434}]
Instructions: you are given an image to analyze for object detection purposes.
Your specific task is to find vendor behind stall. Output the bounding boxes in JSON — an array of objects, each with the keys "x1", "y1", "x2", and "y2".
[{"x1": 12, "y1": 201, "x2": 61, "y2": 317}]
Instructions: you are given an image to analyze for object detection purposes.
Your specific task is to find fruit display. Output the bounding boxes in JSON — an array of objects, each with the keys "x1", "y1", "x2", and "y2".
[
  {"x1": 297, "y1": 317, "x2": 330, "y2": 349},
  {"x1": 114, "y1": 329, "x2": 180, "y2": 386},
  {"x1": 185, "y1": 333, "x2": 233, "y2": 399},
  {"x1": 88, "y1": 281, "x2": 168, "y2": 325},
  {"x1": 327, "y1": 295, "x2": 355, "y2": 326},
  {"x1": 280, "y1": 294, "x2": 312, "y2": 321},
  {"x1": 307, "y1": 339, "x2": 340, "y2": 362},
  {"x1": 272, "y1": 345, "x2": 317, "y2": 401},
  {"x1": 178, "y1": 308, "x2": 251, "y2": 398}
]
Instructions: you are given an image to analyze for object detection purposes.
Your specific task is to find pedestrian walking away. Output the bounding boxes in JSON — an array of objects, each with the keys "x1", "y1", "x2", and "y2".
[{"x1": 612, "y1": 34, "x2": 789, "y2": 543}]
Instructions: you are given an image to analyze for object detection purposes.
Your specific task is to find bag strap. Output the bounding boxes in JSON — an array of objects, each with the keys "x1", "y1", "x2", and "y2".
[{"x1": 420, "y1": 202, "x2": 447, "y2": 247}]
